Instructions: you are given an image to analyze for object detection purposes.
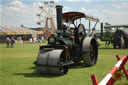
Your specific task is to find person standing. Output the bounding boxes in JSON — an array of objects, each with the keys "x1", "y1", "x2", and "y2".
[
  {"x1": 121, "y1": 36, "x2": 125, "y2": 49},
  {"x1": 6, "y1": 37, "x2": 10, "y2": 48},
  {"x1": 29, "y1": 38, "x2": 32, "y2": 43},
  {"x1": 11, "y1": 37, "x2": 15, "y2": 48},
  {"x1": 41, "y1": 36, "x2": 45, "y2": 42}
]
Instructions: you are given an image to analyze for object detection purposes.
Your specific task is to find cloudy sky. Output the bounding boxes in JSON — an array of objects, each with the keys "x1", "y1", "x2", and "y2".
[{"x1": 0, "y1": 0, "x2": 128, "y2": 28}]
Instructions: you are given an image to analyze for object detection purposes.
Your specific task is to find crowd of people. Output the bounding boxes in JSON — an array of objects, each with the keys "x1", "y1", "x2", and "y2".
[
  {"x1": 6, "y1": 36, "x2": 45, "y2": 48},
  {"x1": 29, "y1": 36, "x2": 45, "y2": 43}
]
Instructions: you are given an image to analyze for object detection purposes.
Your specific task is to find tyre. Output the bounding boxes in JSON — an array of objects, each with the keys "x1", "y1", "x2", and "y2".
[{"x1": 82, "y1": 37, "x2": 98, "y2": 66}]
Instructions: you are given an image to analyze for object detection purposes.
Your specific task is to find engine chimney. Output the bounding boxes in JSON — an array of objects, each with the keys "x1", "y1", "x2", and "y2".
[
  {"x1": 56, "y1": 5, "x2": 63, "y2": 30},
  {"x1": 101, "y1": 22, "x2": 104, "y2": 39},
  {"x1": 100, "y1": 22, "x2": 103, "y2": 40}
]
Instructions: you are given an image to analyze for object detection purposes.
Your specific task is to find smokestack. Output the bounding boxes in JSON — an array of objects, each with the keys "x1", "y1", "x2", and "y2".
[
  {"x1": 101, "y1": 22, "x2": 103, "y2": 39},
  {"x1": 56, "y1": 5, "x2": 63, "y2": 30}
]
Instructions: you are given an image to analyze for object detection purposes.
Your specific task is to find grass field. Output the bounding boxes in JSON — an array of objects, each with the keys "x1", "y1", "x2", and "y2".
[{"x1": 0, "y1": 41, "x2": 128, "y2": 85}]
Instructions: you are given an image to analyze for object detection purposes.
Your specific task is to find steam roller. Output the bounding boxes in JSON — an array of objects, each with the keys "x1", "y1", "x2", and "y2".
[{"x1": 34, "y1": 5, "x2": 99, "y2": 75}]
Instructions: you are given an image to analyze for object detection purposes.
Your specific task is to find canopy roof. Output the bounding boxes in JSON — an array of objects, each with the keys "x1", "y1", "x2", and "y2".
[
  {"x1": 62, "y1": 12, "x2": 99, "y2": 24},
  {"x1": 0, "y1": 26, "x2": 42, "y2": 35},
  {"x1": 104, "y1": 25, "x2": 128, "y2": 28}
]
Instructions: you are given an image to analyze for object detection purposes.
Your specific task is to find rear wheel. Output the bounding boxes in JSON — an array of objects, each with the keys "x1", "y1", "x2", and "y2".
[
  {"x1": 82, "y1": 52, "x2": 95, "y2": 66},
  {"x1": 82, "y1": 38, "x2": 98, "y2": 66}
]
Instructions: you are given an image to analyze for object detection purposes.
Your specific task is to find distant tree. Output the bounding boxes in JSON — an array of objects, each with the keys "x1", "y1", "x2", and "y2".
[
  {"x1": 105, "y1": 22, "x2": 111, "y2": 25},
  {"x1": 21, "y1": 24, "x2": 24, "y2": 27}
]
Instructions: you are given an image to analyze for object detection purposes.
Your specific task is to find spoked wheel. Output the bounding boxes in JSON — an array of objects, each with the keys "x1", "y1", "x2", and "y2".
[
  {"x1": 35, "y1": 49, "x2": 69, "y2": 75},
  {"x1": 82, "y1": 38, "x2": 98, "y2": 66},
  {"x1": 77, "y1": 24, "x2": 86, "y2": 43}
]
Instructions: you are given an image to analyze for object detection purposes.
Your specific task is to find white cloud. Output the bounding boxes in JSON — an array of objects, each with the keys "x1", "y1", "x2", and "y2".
[
  {"x1": 80, "y1": 6, "x2": 128, "y2": 25},
  {"x1": 0, "y1": 4, "x2": 2, "y2": 13},
  {"x1": 47, "y1": 0, "x2": 59, "y2": 2},
  {"x1": 96, "y1": 4, "x2": 105, "y2": 9},
  {"x1": 1, "y1": 0, "x2": 30, "y2": 16},
  {"x1": 55, "y1": 0, "x2": 59, "y2": 2},
  {"x1": 1, "y1": 0, "x2": 58, "y2": 27},
  {"x1": 112, "y1": 2, "x2": 128, "y2": 9},
  {"x1": 80, "y1": 8, "x2": 98, "y2": 15},
  {"x1": 1, "y1": 0, "x2": 41, "y2": 27},
  {"x1": 9, "y1": 0, "x2": 29, "y2": 9},
  {"x1": 32, "y1": 2, "x2": 43, "y2": 7},
  {"x1": 121, "y1": 2, "x2": 128, "y2": 8},
  {"x1": 112, "y1": 4, "x2": 121, "y2": 8},
  {"x1": 100, "y1": 9, "x2": 128, "y2": 25},
  {"x1": 83, "y1": 0, "x2": 91, "y2": 4},
  {"x1": 63, "y1": 6, "x2": 71, "y2": 12},
  {"x1": 65, "y1": 0, "x2": 91, "y2": 3},
  {"x1": 9, "y1": 6, "x2": 20, "y2": 12},
  {"x1": 102, "y1": 9, "x2": 128, "y2": 17},
  {"x1": 1, "y1": 0, "x2": 128, "y2": 27},
  {"x1": 65, "y1": 0, "x2": 79, "y2": 2}
]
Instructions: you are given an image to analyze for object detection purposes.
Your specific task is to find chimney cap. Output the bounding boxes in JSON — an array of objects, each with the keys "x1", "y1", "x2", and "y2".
[{"x1": 56, "y1": 5, "x2": 63, "y2": 8}]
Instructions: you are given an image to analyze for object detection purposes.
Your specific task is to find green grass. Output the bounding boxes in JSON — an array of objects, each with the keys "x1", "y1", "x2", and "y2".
[{"x1": 0, "y1": 41, "x2": 128, "y2": 85}]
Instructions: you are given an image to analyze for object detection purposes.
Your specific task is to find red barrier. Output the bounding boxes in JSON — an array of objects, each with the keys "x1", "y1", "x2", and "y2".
[
  {"x1": 116, "y1": 55, "x2": 128, "y2": 80},
  {"x1": 91, "y1": 75, "x2": 98, "y2": 85},
  {"x1": 91, "y1": 55, "x2": 128, "y2": 85}
]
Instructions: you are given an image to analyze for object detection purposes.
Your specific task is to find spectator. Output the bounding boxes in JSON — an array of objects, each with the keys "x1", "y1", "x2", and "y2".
[
  {"x1": 33, "y1": 37, "x2": 37, "y2": 43},
  {"x1": 121, "y1": 36, "x2": 124, "y2": 48},
  {"x1": 11, "y1": 37, "x2": 15, "y2": 48},
  {"x1": 6, "y1": 37, "x2": 10, "y2": 48},
  {"x1": 41, "y1": 36, "x2": 45, "y2": 42},
  {"x1": 29, "y1": 38, "x2": 32, "y2": 43}
]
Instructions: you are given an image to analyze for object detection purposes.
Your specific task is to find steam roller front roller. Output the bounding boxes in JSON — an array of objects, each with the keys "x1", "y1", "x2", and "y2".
[
  {"x1": 82, "y1": 37, "x2": 98, "y2": 66},
  {"x1": 34, "y1": 49, "x2": 69, "y2": 75}
]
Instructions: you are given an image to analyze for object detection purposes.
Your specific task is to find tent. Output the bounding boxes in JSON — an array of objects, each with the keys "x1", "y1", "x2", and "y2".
[{"x1": 0, "y1": 26, "x2": 42, "y2": 35}]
